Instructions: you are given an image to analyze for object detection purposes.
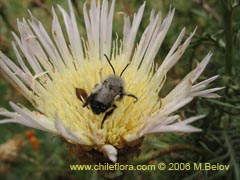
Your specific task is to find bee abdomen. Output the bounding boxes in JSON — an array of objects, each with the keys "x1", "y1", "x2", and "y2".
[{"x1": 90, "y1": 99, "x2": 109, "y2": 114}]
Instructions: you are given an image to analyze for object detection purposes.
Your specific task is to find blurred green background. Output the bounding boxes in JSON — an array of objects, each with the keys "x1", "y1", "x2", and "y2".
[{"x1": 0, "y1": 0, "x2": 240, "y2": 179}]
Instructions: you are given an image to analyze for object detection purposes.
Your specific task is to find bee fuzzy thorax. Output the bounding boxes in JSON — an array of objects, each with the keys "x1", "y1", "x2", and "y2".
[{"x1": 79, "y1": 58, "x2": 138, "y2": 127}]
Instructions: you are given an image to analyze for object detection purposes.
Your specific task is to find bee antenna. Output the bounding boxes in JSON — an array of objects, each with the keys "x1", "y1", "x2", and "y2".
[
  {"x1": 104, "y1": 54, "x2": 115, "y2": 75},
  {"x1": 120, "y1": 63, "x2": 130, "y2": 77}
]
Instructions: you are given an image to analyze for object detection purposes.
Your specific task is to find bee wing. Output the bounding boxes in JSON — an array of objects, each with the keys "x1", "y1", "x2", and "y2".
[{"x1": 75, "y1": 88, "x2": 88, "y2": 103}]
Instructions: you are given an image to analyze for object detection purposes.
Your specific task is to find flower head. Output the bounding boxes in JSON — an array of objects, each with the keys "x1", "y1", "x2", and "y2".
[{"x1": 0, "y1": 0, "x2": 222, "y2": 162}]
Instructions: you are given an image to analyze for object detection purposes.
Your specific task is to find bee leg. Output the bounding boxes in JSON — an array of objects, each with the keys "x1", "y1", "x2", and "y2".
[
  {"x1": 122, "y1": 93, "x2": 138, "y2": 103},
  {"x1": 101, "y1": 104, "x2": 117, "y2": 128}
]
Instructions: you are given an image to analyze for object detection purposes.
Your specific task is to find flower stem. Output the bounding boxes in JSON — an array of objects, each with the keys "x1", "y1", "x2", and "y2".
[
  {"x1": 0, "y1": 3, "x2": 16, "y2": 33},
  {"x1": 222, "y1": 0, "x2": 233, "y2": 76}
]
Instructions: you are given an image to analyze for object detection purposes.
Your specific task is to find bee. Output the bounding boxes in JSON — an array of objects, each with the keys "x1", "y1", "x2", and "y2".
[{"x1": 76, "y1": 54, "x2": 138, "y2": 127}]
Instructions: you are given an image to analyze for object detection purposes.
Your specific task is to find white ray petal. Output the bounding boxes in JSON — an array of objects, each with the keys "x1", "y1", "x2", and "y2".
[
  {"x1": 19, "y1": 18, "x2": 54, "y2": 75},
  {"x1": 149, "y1": 124, "x2": 201, "y2": 133},
  {"x1": 0, "y1": 105, "x2": 55, "y2": 132},
  {"x1": 123, "y1": 16, "x2": 131, "y2": 44},
  {"x1": 90, "y1": 0, "x2": 100, "y2": 59},
  {"x1": 0, "y1": 53, "x2": 31, "y2": 97},
  {"x1": 142, "y1": 115, "x2": 179, "y2": 136},
  {"x1": 146, "y1": 115, "x2": 204, "y2": 134},
  {"x1": 191, "y1": 75, "x2": 219, "y2": 92},
  {"x1": 151, "y1": 115, "x2": 180, "y2": 127},
  {"x1": 155, "y1": 28, "x2": 196, "y2": 80},
  {"x1": 0, "y1": 118, "x2": 45, "y2": 130},
  {"x1": 65, "y1": 0, "x2": 84, "y2": 62},
  {"x1": 83, "y1": 2, "x2": 92, "y2": 56},
  {"x1": 57, "y1": 11, "x2": 83, "y2": 67},
  {"x1": 160, "y1": 96, "x2": 193, "y2": 118},
  {"x1": 163, "y1": 51, "x2": 213, "y2": 104},
  {"x1": 101, "y1": 144, "x2": 118, "y2": 162},
  {"x1": 191, "y1": 52, "x2": 212, "y2": 83},
  {"x1": 165, "y1": 27, "x2": 186, "y2": 60},
  {"x1": 28, "y1": 12, "x2": 66, "y2": 72},
  {"x1": 17, "y1": 19, "x2": 43, "y2": 73},
  {"x1": 106, "y1": 0, "x2": 115, "y2": 58},
  {"x1": 142, "y1": 8, "x2": 175, "y2": 70},
  {"x1": 199, "y1": 93, "x2": 222, "y2": 98},
  {"x1": 19, "y1": 18, "x2": 55, "y2": 75},
  {"x1": 0, "y1": 50, "x2": 30, "y2": 85},
  {"x1": 1, "y1": 51, "x2": 48, "y2": 96},
  {"x1": 1, "y1": 48, "x2": 49, "y2": 95},
  {"x1": 100, "y1": 0, "x2": 108, "y2": 59},
  {"x1": 163, "y1": 72, "x2": 193, "y2": 106},
  {"x1": 12, "y1": 42, "x2": 31, "y2": 75},
  {"x1": 54, "y1": 114, "x2": 92, "y2": 145},
  {"x1": 0, "y1": 108, "x2": 33, "y2": 127},
  {"x1": 191, "y1": 87, "x2": 224, "y2": 97},
  {"x1": 13, "y1": 24, "x2": 42, "y2": 74},
  {"x1": 52, "y1": 7, "x2": 74, "y2": 69},
  {"x1": 123, "y1": 2, "x2": 145, "y2": 62},
  {"x1": 10, "y1": 102, "x2": 56, "y2": 132},
  {"x1": 133, "y1": 10, "x2": 162, "y2": 66}
]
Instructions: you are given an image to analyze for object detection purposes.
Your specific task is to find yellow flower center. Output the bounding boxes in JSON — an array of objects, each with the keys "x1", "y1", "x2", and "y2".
[{"x1": 31, "y1": 54, "x2": 162, "y2": 147}]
